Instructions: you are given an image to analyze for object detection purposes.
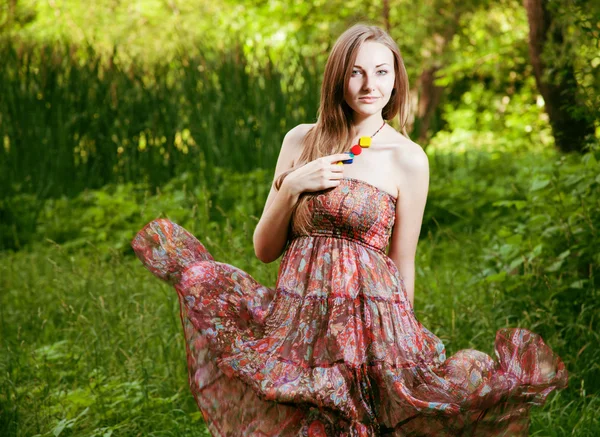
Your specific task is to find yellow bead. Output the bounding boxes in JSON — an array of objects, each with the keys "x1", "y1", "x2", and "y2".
[
  {"x1": 336, "y1": 161, "x2": 344, "y2": 166},
  {"x1": 359, "y1": 136, "x2": 372, "y2": 147}
]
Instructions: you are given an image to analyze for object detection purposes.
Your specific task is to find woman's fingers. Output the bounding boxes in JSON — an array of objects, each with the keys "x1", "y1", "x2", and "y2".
[
  {"x1": 326, "y1": 153, "x2": 353, "y2": 163},
  {"x1": 328, "y1": 154, "x2": 353, "y2": 172},
  {"x1": 329, "y1": 164, "x2": 345, "y2": 182}
]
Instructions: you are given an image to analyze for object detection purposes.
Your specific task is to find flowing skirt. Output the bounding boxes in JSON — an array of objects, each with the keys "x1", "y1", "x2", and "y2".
[{"x1": 131, "y1": 219, "x2": 568, "y2": 436}]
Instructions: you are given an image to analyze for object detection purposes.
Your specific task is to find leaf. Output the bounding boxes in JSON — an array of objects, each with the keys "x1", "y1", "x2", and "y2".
[
  {"x1": 563, "y1": 174, "x2": 585, "y2": 186},
  {"x1": 545, "y1": 259, "x2": 564, "y2": 272},
  {"x1": 52, "y1": 419, "x2": 68, "y2": 437},
  {"x1": 557, "y1": 250, "x2": 571, "y2": 260},
  {"x1": 506, "y1": 234, "x2": 522, "y2": 245},
  {"x1": 530, "y1": 178, "x2": 550, "y2": 191},
  {"x1": 527, "y1": 244, "x2": 544, "y2": 260},
  {"x1": 569, "y1": 280, "x2": 587, "y2": 289},
  {"x1": 485, "y1": 271, "x2": 507, "y2": 283},
  {"x1": 582, "y1": 152, "x2": 597, "y2": 167},
  {"x1": 492, "y1": 200, "x2": 527, "y2": 210},
  {"x1": 528, "y1": 214, "x2": 550, "y2": 227},
  {"x1": 509, "y1": 257, "x2": 524, "y2": 270}
]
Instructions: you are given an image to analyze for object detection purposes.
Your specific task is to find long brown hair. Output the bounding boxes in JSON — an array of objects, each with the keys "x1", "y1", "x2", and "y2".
[{"x1": 275, "y1": 23, "x2": 410, "y2": 235}]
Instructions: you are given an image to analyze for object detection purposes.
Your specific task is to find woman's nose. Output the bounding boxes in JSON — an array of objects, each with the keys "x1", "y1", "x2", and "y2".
[{"x1": 363, "y1": 75, "x2": 375, "y2": 91}]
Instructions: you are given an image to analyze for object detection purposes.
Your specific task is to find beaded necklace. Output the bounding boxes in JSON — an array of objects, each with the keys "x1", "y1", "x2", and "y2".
[{"x1": 337, "y1": 120, "x2": 386, "y2": 165}]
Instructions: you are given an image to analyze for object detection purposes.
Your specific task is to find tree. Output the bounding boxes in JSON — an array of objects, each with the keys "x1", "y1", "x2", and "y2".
[
  {"x1": 0, "y1": 0, "x2": 36, "y2": 37},
  {"x1": 523, "y1": 0, "x2": 596, "y2": 153}
]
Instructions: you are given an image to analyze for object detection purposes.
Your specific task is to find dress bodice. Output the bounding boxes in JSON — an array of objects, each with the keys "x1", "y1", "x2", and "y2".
[{"x1": 290, "y1": 177, "x2": 396, "y2": 253}]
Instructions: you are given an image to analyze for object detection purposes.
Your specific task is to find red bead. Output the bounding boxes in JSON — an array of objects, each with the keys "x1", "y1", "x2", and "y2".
[{"x1": 350, "y1": 145, "x2": 362, "y2": 155}]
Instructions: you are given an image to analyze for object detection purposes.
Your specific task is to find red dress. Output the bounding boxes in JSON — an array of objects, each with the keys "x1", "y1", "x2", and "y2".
[{"x1": 131, "y1": 177, "x2": 568, "y2": 436}]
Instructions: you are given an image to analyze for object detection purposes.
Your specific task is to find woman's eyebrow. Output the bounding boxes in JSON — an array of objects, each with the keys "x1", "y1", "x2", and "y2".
[{"x1": 353, "y1": 63, "x2": 391, "y2": 68}]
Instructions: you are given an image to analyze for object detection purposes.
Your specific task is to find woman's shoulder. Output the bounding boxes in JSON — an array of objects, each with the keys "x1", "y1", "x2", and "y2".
[
  {"x1": 278, "y1": 123, "x2": 315, "y2": 166},
  {"x1": 386, "y1": 128, "x2": 429, "y2": 174},
  {"x1": 285, "y1": 123, "x2": 315, "y2": 141},
  {"x1": 281, "y1": 123, "x2": 315, "y2": 156}
]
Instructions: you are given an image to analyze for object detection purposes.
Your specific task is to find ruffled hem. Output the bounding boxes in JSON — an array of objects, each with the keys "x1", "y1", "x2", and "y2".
[
  {"x1": 131, "y1": 219, "x2": 568, "y2": 436},
  {"x1": 216, "y1": 326, "x2": 567, "y2": 425}
]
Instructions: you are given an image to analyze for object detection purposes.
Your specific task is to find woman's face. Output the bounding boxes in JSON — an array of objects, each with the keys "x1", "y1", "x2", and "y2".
[{"x1": 344, "y1": 41, "x2": 396, "y2": 119}]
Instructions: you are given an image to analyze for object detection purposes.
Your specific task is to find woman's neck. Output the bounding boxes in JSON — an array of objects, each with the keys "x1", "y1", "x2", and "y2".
[{"x1": 351, "y1": 113, "x2": 385, "y2": 137}]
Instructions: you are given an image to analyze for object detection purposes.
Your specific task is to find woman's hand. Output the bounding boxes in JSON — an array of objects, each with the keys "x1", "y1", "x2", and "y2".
[{"x1": 281, "y1": 153, "x2": 350, "y2": 198}]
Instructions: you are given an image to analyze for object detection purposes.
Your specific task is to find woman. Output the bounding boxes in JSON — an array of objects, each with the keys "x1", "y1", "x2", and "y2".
[{"x1": 131, "y1": 23, "x2": 567, "y2": 436}]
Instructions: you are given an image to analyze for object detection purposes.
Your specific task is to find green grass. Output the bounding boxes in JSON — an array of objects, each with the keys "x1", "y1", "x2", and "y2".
[
  {"x1": 1, "y1": 145, "x2": 599, "y2": 436},
  {"x1": 0, "y1": 246, "x2": 213, "y2": 436}
]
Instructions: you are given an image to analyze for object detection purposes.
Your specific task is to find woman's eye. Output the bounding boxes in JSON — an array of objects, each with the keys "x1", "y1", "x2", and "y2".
[{"x1": 352, "y1": 69, "x2": 388, "y2": 76}]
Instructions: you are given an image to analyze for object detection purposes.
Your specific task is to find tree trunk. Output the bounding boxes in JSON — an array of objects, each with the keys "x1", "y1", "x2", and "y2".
[
  {"x1": 2, "y1": 0, "x2": 18, "y2": 31},
  {"x1": 413, "y1": 20, "x2": 458, "y2": 146},
  {"x1": 416, "y1": 66, "x2": 445, "y2": 145},
  {"x1": 382, "y1": 0, "x2": 391, "y2": 34},
  {"x1": 523, "y1": 0, "x2": 595, "y2": 153}
]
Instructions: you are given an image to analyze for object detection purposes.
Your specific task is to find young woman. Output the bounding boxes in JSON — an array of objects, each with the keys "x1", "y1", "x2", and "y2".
[{"x1": 132, "y1": 23, "x2": 567, "y2": 436}]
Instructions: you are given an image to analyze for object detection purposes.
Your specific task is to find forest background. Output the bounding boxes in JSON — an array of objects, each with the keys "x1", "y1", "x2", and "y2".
[{"x1": 0, "y1": 0, "x2": 599, "y2": 435}]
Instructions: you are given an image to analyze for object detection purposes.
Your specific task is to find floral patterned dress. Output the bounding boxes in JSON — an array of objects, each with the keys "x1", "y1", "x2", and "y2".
[{"x1": 131, "y1": 177, "x2": 568, "y2": 436}]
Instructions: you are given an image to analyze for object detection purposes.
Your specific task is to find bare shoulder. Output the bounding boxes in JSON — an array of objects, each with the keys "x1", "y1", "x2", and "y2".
[
  {"x1": 381, "y1": 130, "x2": 429, "y2": 199},
  {"x1": 388, "y1": 131, "x2": 429, "y2": 176},
  {"x1": 281, "y1": 123, "x2": 315, "y2": 165},
  {"x1": 275, "y1": 123, "x2": 315, "y2": 174},
  {"x1": 284, "y1": 123, "x2": 315, "y2": 145}
]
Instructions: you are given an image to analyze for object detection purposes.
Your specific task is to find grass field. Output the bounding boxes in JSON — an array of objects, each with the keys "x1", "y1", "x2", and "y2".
[{"x1": 1, "y1": 146, "x2": 598, "y2": 436}]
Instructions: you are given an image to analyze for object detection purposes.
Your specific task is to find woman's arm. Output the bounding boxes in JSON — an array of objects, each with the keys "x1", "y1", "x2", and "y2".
[
  {"x1": 387, "y1": 142, "x2": 430, "y2": 308},
  {"x1": 252, "y1": 124, "x2": 310, "y2": 263}
]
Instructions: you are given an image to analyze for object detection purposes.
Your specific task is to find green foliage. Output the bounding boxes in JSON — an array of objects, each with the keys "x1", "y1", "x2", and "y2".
[
  {"x1": 482, "y1": 143, "x2": 600, "y2": 394},
  {"x1": 2, "y1": 167, "x2": 269, "y2": 254},
  {"x1": 419, "y1": 143, "x2": 600, "y2": 434},
  {"x1": 0, "y1": 192, "x2": 45, "y2": 251},
  {"x1": 0, "y1": 247, "x2": 215, "y2": 436},
  {"x1": 416, "y1": 144, "x2": 600, "y2": 432},
  {"x1": 544, "y1": 0, "x2": 600, "y2": 123},
  {"x1": 1, "y1": 0, "x2": 599, "y2": 434},
  {"x1": 2, "y1": 0, "x2": 597, "y2": 209},
  {"x1": 0, "y1": 170, "x2": 277, "y2": 436},
  {"x1": 0, "y1": 42, "x2": 318, "y2": 201},
  {"x1": 429, "y1": 2, "x2": 556, "y2": 150},
  {"x1": 2, "y1": 146, "x2": 599, "y2": 435},
  {"x1": 424, "y1": 149, "x2": 523, "y2": 235}
]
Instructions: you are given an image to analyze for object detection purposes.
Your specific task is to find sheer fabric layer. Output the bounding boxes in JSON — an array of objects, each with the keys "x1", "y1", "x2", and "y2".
[{"x1": 131, "y1": 178, "x2": 568, "y2": 436}]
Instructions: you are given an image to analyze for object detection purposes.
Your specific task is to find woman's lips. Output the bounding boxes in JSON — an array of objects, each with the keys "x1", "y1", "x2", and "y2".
[{"x1": 359, "y1": 97, "x2": 378, "y2": 103}]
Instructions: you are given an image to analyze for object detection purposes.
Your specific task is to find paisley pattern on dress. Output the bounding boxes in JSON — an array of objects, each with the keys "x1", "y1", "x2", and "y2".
[{"x1": 131, "y1": 177, "x2": 568, "y2": 436}]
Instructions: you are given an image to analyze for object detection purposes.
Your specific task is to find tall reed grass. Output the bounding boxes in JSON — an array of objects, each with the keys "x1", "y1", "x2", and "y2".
[{"x1": 0, "y1": 42, "x2": 320, "y2": 199}]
